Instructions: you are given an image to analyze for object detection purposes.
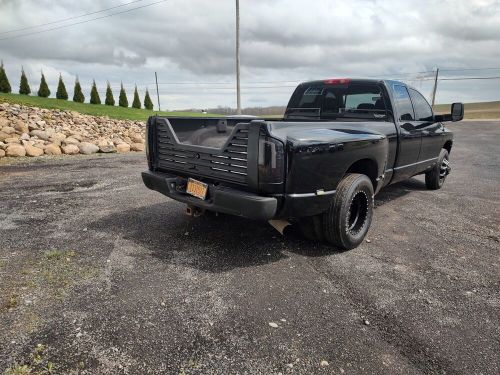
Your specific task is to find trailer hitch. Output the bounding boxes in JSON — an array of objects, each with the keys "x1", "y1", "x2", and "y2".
[{"x1": 186, "y1": 205, "x2": 205, "y2": 217}]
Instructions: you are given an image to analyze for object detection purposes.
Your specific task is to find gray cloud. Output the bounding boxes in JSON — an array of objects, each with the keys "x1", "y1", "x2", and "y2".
[{"x1": 0, "y1": 0, "x2": 499, "y2": 108}]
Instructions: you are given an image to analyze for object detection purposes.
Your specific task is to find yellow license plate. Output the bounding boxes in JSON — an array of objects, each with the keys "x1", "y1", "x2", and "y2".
[{"x1": 186, "y1": 178, "x2": 208, "y2": 200}]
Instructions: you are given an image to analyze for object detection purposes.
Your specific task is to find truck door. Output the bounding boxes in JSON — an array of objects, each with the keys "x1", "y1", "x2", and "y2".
[
  {"x1": 408, "y1": 88, "x2": 444, "y2": 172},
  {"x1": 391, "y1": 84, "x2": 421, "y2": 182}
]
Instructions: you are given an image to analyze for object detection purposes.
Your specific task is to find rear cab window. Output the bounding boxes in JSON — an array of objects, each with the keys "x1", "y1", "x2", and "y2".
[{"x1": 286, "y1": 82, "x2": 388, "y2": 120}]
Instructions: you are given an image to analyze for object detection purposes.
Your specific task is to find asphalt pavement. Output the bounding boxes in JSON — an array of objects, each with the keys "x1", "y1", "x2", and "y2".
[{"x1": 0, "y1": 121, "x2": 498, "y2": 374}]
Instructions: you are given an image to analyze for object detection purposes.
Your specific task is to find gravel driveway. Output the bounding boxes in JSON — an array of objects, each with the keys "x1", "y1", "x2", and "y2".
[{"x1": 0, "y1": 121, "x2": 498, "y2": 374}]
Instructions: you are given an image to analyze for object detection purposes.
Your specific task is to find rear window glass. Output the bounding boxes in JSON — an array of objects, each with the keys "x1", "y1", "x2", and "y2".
[{"x1": 286, "y1": 83, "x2": 387, "y2": 120}]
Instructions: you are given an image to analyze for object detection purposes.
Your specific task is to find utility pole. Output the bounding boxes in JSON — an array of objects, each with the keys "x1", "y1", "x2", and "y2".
[
  {"x1": 235, "y1": 0, "x2": 241, "y2": 115},
  {"x1": 155, "y1": 71, "x2": 161, "y2": 111},
  {"x1": 431, "y1": 68, "x2": 439, "y2": 106}
]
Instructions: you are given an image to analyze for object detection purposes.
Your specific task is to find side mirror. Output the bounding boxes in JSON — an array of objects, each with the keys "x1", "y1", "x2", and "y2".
[{"x1": 451, "y1": 102, "x2": 464, "y2": 122}]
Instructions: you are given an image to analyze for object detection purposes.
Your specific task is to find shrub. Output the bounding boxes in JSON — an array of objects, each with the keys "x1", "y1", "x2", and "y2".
[
  {"x1": 19, "y1": 68, "x2": 31, "y2": 95},
  {"x1": 0, "y1": 61, "x2": 12, "y2": 93},
  {"x1": 73, "y1": 78, "x2": 85, "y2": 103},
  {"x1": 144, "y1": 89, "x2": 154, "y2": 110},
  {"x1": 132, "y1": 85, "x2": 141, "y2": 109},
  {"x1": 105, "y1": 82, "x2": 115, "y2": 106},
  {"x1": 89, "y1": 80, "x2": 101, "y2": 105},
  {"x1": 37, "y1": 72, "x2": 50, "y2": 97},
  {"x1": 56, "y1": 74, "x2": 68, "y2": 100},
  {"x1": 118, "y1": 83, "x2": 128, "y2": 108}
]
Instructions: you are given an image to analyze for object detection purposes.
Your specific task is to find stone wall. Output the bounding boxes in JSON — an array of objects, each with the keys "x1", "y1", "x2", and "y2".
[{"x1": 0, "y1": 103, "x2": 146, "y2": 158}]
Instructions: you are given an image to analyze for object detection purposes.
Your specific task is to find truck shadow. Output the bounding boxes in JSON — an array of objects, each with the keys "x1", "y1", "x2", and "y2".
[
  {"x1": 90, "y1": 177, "x2": 427, "y2": 272},
  {"x1": 374, "y1": 177, "x2": 427, "y2": 207}
]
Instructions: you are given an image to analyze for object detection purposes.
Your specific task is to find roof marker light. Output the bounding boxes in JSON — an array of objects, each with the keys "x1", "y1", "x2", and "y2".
[{"x1": 323, "y1": 78, "x2": 351, "y2": 85}]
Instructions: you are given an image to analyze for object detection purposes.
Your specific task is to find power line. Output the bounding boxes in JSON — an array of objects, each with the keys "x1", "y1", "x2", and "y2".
[
  {"x1": 0, "y1": 0, "x2": 146, "y2": 35},
  {"x1": 153, "y1": 80, "x2": 301, "y2": 85},
  {"x1": 0, "y1": 0, "x2": 168, "y2": 41},
  {"x1": 439, "y1": 67, "x2": 500, "y2": 72},
  {"x1": 439, "y1": 76, "x2": 500, "y2": 81}
]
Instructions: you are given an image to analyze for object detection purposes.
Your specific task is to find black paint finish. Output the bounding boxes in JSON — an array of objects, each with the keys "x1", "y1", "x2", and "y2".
[{"x1": 143, "y1": 79, "x2": 456, "y2": 219}]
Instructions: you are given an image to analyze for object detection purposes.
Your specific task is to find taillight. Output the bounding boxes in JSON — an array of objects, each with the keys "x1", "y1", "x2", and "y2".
[{"x1": 258, "y1": 135, "x2": 285, "y2": 191}]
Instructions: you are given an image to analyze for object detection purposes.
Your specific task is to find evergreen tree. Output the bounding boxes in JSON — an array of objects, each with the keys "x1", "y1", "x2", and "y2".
[
  {"x1": 118, "y1": 83, "x2": 128, "y2": 108},
  {"x1": 132, "y1": 85, "x2": 141, "y2": 109},
  {"x1": 19, "y1": 68, "x2": 31, "y2": 95},
  {"x1": 0, "y1": 61, "x2": 12, "y2": 93},
  {"x1": 144, "y1": 88, "x2": 154, "y2": 110},
  {"x1": 73, "y1": 77, "x2": 85, "y2": 103},
  {"x1": 37, "y1": 72, "x2": 50, "y2": 97},
  {"x1": 89, "y1": 80, "x2": 101, "y2": 105},
  {"x1": 105, "y1": 81, "x2": 115, "y2": 106},
  {"x1": 56, "y1": 74, "x2": 68, "y2": 100}
]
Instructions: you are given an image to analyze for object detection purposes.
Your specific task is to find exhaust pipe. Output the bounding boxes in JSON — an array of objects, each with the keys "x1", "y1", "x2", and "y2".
[
  {"x1": 186, "y1": 205, "x2": 205, "y2": 217},
  {"x1": 268, "y1": 219, "x2": 291, "y2": 235}
]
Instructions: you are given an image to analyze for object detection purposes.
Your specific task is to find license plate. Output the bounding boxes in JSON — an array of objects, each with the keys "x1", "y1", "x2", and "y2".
[{"x1": 186, "y1": 178, "x2": 208, "y2": 200}]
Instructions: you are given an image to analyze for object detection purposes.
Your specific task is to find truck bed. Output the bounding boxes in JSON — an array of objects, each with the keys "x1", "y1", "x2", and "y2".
[{"x1": 148, "y1": 117, "x2": 260, "y2": 188}]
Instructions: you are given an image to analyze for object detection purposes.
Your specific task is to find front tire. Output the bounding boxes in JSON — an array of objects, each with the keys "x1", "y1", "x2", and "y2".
[
  {"x1": 425, "y1": 149, "x2": 450, "y2": 190},
  {"x1": 323, "y1": 173, "x2": 374, "y2": 250}
]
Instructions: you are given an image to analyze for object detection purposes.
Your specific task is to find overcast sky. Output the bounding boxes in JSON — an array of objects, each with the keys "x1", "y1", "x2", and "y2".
[{"x1": 1, "y1": 0, "x2": 499, "y2": 109}]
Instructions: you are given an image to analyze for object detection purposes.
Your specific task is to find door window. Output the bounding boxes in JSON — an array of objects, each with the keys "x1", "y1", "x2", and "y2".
[
  {"x1": 393, "y1": 85, "x2": 414, "y2": 121},
  {"x1": 409, "y1": 88, "x2": 433, "y2": 121}
]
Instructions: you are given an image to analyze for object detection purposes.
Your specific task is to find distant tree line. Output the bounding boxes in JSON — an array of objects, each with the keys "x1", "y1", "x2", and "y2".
[
  {"x1": 0, "y1": 61, "x2": 154, "y2": 110},
  {"x1": 198, "y1": 105, "x2": 286, "y2": 116}
]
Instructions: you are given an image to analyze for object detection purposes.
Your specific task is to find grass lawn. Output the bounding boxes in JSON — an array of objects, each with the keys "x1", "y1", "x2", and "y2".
[
  {"x1": 2, "y1": 93, "x2": 499, "y2": 121},
  {"x1": 434, "y1": 101, "x2": 500, "y2": 119},
  {"x1": 0, "y1": 93, "x2": 220, "y2": 121}
]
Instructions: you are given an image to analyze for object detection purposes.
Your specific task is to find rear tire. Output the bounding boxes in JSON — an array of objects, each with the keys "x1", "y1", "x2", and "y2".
[
  {"x1": 323, "y1": 173, "x2": 374, "y2": 250},
  {"x1": 425, "y1": 149, "x2": 450, "y2": 190}
]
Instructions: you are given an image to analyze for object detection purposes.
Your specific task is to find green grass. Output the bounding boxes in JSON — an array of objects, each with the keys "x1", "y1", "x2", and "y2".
[
  {"x1": 0, "y1": 93, "x2": 220, "y2": 121},
  {"x1": 2, "y1": 92, "x2": 499, "y2": 121},
  {"x1": 434, "y1": 101, "x2": 500, "y2": 119}
]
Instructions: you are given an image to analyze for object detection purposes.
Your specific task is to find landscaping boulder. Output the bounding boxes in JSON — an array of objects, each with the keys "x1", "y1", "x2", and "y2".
[
  {"x1": 130, "y1": 143, "x2": 144, "y2": 152},
  {"x1": 0, "y1": 102, "x2": 145, "y2": 159},
  {"x1": 25, "y1": 143, "x2": 44, "y2": 157},
  {"x1": 2, "y1": 126, "x2": 15, "y2": 135},
  {"x1": 0, "y1": 118, "x2": 9, "y2": 128},
  {"x1": 116, "y1": 143, "x2": 130, "y2": 153},
  {"x1": 63, "y1": 137, "x2": 80, "y2": 146},
  {"x1": 14, "y1": 121, "x2": 29, "y2": 134},
  {"x1": 44, "y1": 143, "x2": 62, "y2": 155},
  {"x1": 98, "y1": 139, "x2": 116, "y2": 153},
  {"x1": 4, "y1": 137, "x2": 19, "y2": 144},
  {"x1": 61, "y1": 144, "x2": 79, "y2": 155},
  {"x1": 78, "y1": 142, "x2": 99, "y2": 155},
  {"x1": 51, "y1": 132, "x2": 67, "y2": 145},
  {"x1": 130, "y1": 132, "x2": 144, "y2": 143},
  {"x1": 30, "y1": 129, "x2": 51, "y2": 141},
  {"x1": 6, "y1": 144, "x2": 26, "y2": 157}
]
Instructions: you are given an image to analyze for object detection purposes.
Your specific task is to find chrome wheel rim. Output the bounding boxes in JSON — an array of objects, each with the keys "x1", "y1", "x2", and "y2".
[{"x1": 439, "y1": 157, "x2": 451, "y2": 181}]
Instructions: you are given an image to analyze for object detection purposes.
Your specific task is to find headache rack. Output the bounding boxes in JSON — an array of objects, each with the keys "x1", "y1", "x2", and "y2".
[{"x1": 150, "y1": 117, "x2": 260, "y2": 189}]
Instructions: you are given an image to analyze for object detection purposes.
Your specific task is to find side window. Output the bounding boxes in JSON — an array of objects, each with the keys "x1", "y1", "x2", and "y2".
[
  {"x1": 409, "y1": 88, "x2": 433, "y2": 121},
  {"x1": 393, "y1": 85, "x2": 414, "y2": 121}
]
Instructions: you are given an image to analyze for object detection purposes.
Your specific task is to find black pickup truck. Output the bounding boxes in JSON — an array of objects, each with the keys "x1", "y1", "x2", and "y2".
[{"x1": 142, "y1": 79, "x2": 464, "y2": 249}]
